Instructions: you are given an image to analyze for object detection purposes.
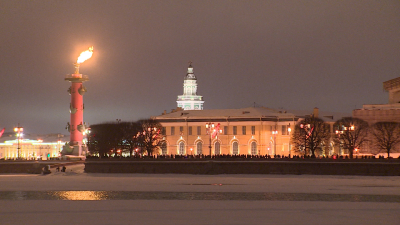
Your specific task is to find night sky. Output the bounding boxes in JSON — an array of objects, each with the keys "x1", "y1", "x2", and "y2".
[{"x1": 1, "y1": 0, "x2": 399, "y2": 135}]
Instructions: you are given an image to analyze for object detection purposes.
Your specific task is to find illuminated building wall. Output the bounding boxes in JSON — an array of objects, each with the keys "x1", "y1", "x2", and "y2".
[
  {"x1": 155, "y1": 107, "x2": 343, "y2": 157},
  {"x1": 0, "y1": 137, "x2": 66, "y2": 160}
]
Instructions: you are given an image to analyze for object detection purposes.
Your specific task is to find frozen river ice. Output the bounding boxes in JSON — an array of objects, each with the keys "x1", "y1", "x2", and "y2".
[{"x1": 0, "y1": 164, "x2": 399, "y2": 225}]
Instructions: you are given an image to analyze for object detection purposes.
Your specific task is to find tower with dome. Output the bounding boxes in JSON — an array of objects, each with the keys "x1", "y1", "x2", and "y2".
[{"x1": 176, "y1": 62, "x2": 204, "y2": 110}]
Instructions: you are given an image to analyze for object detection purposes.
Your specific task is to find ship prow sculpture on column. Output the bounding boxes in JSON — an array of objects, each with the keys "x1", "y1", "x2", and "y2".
[{"x1": 62, "y1": 47, "x2": 93, "y2": 157}]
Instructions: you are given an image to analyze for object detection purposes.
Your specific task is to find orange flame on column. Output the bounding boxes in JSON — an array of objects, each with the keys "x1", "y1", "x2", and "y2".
[{"x1": 77, "y1": 46, "x2": 94, "y2": 64}]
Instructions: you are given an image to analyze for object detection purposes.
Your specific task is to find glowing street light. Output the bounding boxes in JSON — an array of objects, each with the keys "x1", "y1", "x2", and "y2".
[
  {"x1": 272, "y1": 130, "x2": 278, "y2": 155},
  {"x1": 288, "y1": 125, "x2": 292, "y2": 156},
  {"x1": 14, "y1": 124, "x2": 23, "y2": 159},
  {"x1": 205, "y1": 123, "x2": 222, "y2": 156}
]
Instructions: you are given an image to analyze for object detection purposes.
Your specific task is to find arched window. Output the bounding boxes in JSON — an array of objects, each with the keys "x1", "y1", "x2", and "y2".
[
  {"x1": 179, "y1": 142, "x2": 185, "y2": 155},
  {"x1": 161, "y1": 142, "x2": 167, "y2": 155},
  {"x1": 196, "y1": 142, "x2": 202, "y2": 155},
  {"x1": 232, "y1": 141, "x2": 239, "y2": 155},
  {"x1": 251, "y1": 141, "x2": 257, "y2": 155},
  {"x1": 214, "y1": 142, "x2": 221, "y2": 155}
]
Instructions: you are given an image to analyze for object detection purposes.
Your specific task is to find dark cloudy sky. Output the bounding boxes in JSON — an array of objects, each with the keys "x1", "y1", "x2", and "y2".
[{"x1": 1, "y1": 0, "x2": 399, "y2": 134}]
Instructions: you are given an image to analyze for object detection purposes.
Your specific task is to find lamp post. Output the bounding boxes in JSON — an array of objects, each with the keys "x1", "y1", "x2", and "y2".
[
  {"x1": 272, "y1": 130, "x2": 278, "y2": 155},
  {"x1": 205, "y1": 123, "x2": 214, "y2": 156},
  {"x1": 288, "y1": 126, "x2": 292, "y2": 157},
  {"x1": 205, "y1": 123, "x2": 222, "y2": 156},
  {"x1": 14, "y1": 124, "x2": 23, "y2": 159}
]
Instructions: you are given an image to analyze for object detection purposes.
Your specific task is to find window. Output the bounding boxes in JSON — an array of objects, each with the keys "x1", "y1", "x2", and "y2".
[
  {"x1": 161, "y1": 142, "x2": 167, "y2": 155},
  {"x1": 189, "y1": 126, "x2": 192, "y2": 135},
  {"x1": 282, "y1": 125, "x2": 287, "y2": 135},
  {"x1": 179, "y1": 142, "x2": 185, "y2": 155},
  {"x1": 162, "y1": 127, "x2": 166, "y2": 135},
  {"x1": 215, "y1": 142, "x2": 221, "y2": 155},
  {"x1": 251, "y1": 142, "x2": 257, "y2": 155},
  {"x1": 197, "y1": 126, "x2": 201, "y2": 135},
  {"x1": 224, "y1": 126, "x2": 228, "y2": 135},
  {"x1": 251, "y1": 126, "x2": 255, "y2": 135},
  {"x1": 171, "y1": 127, "x2": 175, "y2": 135},
  {"x1": 232, "y1": 142, "x2": 238, "y2": 155},
  {"x1": 180, "y1": 126, "x2": 183, "y2": 134},
  {"x1": 196, "y1": 142, "x2": 202, "y2": 155},
  {"x1": 233, "y1": 126, "x2": 237, "y2": 135},
  {"x1": 242, "y1": 126, "x2": 246, "y2": 135}
]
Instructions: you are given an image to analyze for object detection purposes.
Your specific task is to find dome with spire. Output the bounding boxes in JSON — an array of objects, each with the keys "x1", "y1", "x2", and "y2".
[{"x1": 185, "y1": 62, "x2": 196, "y2": 80}]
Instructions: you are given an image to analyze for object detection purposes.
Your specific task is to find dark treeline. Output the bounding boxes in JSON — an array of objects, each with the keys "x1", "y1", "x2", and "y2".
[{"x1": 87, "y1": 119, "x2": 164, "y2": 158}]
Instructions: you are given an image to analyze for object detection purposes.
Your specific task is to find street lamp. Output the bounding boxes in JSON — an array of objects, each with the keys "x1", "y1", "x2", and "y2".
[
  {"x1": 205, "y1": 123, "x2": 214, "y2": 156},
  {"x1": 205, "y1": 123, "x2": 222, "y2": 156},
  {"x1": 272, "y1": 130, "x2": 278, "y2": 155},
  {"x1": 14, "y1": 124, "x2": 23, "y2": 159},
  {"x1": 288, "y1": 126, "x2": 292, "y2": 156}
]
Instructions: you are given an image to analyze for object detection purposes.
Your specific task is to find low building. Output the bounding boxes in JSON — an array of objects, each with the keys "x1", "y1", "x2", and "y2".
[
  {"x1": 154, "y1": 107, "x2": 346, "y2": 157},
  {"x1": 0, "y1": 133, "x2": 68, "y2": 160}
]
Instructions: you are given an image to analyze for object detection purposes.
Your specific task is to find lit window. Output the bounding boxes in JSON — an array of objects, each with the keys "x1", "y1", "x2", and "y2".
[
  {"x1": 251, "y1": 142, "x2": 257, "y2": 155},
  {"x1": 179, "y1": 142, "x2": 185, "y2": 155},
  {"x1": 232, "y1": 142, "x2": 238, "y2": 155},
  {"x1": 215, "y1": 142, "x2": 221, "y2": 155},
  {"x1": 196, "y1": 142, "x2": 202, "y2": 155}
]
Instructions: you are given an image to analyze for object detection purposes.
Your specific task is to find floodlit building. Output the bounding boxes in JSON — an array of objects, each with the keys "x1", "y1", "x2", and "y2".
[
  {"x1": 154, "y1": 107, "x2": 299, "y2": 156},
  {"x1": 176, "y1": 63, "x2": 204, "y2": 110},
  {"x1": 0, "y1": 133, "x2": 68, "y2": 160}
]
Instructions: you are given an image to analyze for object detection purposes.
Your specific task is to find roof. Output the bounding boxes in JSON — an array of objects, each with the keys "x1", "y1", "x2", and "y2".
[
  {"x1": 383, "y1": 77, "x2": 400, "y2": 91},
  {"x1": 154, "y1": 107, "x2": 349, "y2": 123},
  {"x1": 154, "y1": 107, "x2": 296, "y2": 121}
]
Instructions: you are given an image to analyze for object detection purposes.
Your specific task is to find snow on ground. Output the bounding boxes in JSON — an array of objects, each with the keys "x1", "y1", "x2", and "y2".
[{"x1": 0, "y1": 164, "x2": 399, "y2": 225}]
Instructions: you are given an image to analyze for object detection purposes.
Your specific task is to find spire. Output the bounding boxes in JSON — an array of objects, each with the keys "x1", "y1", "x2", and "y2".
[{"x1": 185, "y1": 61, "x2": 196, "y2": 80}]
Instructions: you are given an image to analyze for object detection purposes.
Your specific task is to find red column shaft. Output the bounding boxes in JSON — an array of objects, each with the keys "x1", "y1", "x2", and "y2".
[{"x1": 70, "y1": 81, "x2": 83, "y2": 145}]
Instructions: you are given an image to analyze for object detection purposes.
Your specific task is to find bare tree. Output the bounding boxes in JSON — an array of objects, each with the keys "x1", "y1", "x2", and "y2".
[
  {"x1": 334, "y1": 117, "x2": 369, "y2": 159},
  {"x1": 371, "y1": 122, "x2": 400, "y2": 158},
  {"x1": 292, "y1": 116, "x2": 330, "y2": 157},
  {"x1": 137, "y1": 119, "x2": 164, "y2": 156}
]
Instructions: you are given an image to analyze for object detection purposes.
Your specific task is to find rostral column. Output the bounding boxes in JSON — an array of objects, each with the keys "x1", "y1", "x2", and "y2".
[{"x1": 64, "y1": 47, "x2": 93, "y2": 156}]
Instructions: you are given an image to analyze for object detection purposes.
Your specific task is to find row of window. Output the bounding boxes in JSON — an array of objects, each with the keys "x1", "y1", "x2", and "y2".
[
  {"x1": 164, "y1": 125, "x2": 292, "y2": 136},
  {"x1": 161, "y1": 141, "x2": 258, "y2": 155}
]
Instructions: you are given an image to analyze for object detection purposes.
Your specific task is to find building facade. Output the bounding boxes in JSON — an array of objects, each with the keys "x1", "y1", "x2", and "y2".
[
  {"x1": 0, "y1": 133, "x2": 68, "y2": 160},
  {"x1": 154, "y1": 107, "x2": 345, "y2": 157},
  {"x1": 176, "y1": 63, "x2": 204, "y2": 110},
  {"x1": 154, "y1": 107, "x2": 297, "y2": 156}
]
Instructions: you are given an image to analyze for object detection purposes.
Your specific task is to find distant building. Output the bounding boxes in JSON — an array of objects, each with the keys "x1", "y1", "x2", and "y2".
[
  {"x1": 0, "y1": 133, "x2": 69, "y2": 160},
  {"x1": 353, "y1": 77, "x2": 400, "y2": 124},
  {"x1": 176, "y1": 63, "x2": 204, "y2": 110},
  {"x1": 353, "y1": 77, "x2": 400, "y2": 154}
]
